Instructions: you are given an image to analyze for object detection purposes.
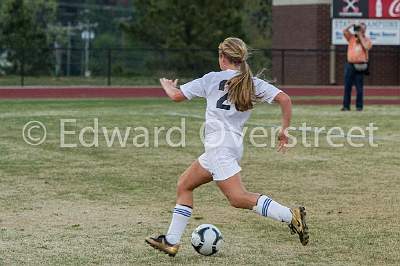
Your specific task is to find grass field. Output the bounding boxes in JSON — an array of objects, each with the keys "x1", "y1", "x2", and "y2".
[{"x1": 0, "y1": 98, "x2": 399, "y2": 265}]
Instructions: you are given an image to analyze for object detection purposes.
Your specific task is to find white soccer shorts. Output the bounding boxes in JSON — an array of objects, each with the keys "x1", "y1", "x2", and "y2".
[{"x1": 198, "y1": 132, "x2": 243, "y2": 181}]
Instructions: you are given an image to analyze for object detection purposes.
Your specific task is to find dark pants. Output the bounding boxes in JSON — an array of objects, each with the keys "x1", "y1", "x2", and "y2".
[{"x1": 343, "y1": 63, "x2": 364, "y2": 109}]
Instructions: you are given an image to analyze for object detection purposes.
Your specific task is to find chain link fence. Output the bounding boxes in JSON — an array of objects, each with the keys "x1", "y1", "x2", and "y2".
[{"x1": 0, "y1": 48, "x2": 398, "y2": 86}]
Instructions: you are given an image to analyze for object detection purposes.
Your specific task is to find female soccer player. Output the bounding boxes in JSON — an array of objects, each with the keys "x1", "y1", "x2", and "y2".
[{"x1": 145, "y1": 37, "x2": 309, "y2": 256}]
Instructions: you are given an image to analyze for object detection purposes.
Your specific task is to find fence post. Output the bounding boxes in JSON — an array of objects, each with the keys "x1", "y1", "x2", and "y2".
[
  {"x1": 107, "y1": 49, "x2": 112, "y2": 86},
  {"x1": 329, "y1": 45, "x2": 336, "y2": 85},
  {"x1": 281, "y1": 49, "x2": 285, "y2": 85},
  {"x1": 20, "y1": 49, "x2": 25, "y2": 87}
]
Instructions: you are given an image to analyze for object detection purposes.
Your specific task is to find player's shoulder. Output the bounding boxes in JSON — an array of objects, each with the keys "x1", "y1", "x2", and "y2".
[
  {"x1": 203, "y1": 70, "x2": 235, "y2": 78},
  {"x1": 201, "y1": 71, "x2": 218, "y2": 79},
  {"x1": 253, "y1": 76, "x2": 272, "y2": 88},
  {"x1": 201, "y1": 70, "x2": 236, "y2": 83},
  {"x1": 253, "y1": 77, "x2": 280, "y2": 93}
]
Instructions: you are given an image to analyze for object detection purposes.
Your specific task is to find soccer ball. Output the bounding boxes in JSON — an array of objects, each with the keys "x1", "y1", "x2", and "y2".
[{"x1": 191, "y1": 224, "x2": 224, "y2": 256}]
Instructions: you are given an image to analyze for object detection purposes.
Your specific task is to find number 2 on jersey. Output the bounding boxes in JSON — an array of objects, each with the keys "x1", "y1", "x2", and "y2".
[{"x1": 216, "y1": 80, "x2": 231, "y2": 110}]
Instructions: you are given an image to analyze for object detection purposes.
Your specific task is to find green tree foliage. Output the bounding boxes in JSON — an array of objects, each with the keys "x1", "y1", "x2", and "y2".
[
  {"x1": 62, "y1": 0, "x2": 133, "y2": 49},
  {"x1": 124, "y1": 0, "x2": 246, "y2": 49},
  {"x1": 121, "y1": 0, "x2": 247, "y2": 76},
  {"x1": 242, "y1": 0, "x2": 273, "y2": 79},
  {"x1": 243, "y1": 0, "x2": 272, "y2": 48},
  {"x1": 0, "y1": 0, "x2": 57, "y2": 74}
]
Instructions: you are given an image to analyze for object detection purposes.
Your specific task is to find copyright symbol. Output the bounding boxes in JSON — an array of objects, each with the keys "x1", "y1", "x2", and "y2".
[{"x1": 22, "y1": 121, "x2": 47, "y2": 146}]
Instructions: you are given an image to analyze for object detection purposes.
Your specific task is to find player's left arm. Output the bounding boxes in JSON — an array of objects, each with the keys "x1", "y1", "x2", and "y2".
[
  {"x1": 274, "y1": 92, "x2": 292, "y2": 153},
  {"x1": 160, "y1": 78, "x2": 186, "y2": 102}
]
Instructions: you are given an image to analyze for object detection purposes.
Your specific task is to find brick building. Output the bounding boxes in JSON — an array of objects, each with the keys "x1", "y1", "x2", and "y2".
[{"x1": 272, "y1": 0, "x2": 400, "y2": 85}]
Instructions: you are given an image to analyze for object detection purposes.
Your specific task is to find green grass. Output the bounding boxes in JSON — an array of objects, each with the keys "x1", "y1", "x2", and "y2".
[{"x1": 0, "y1": 99, "x2": 399, "y2": 265}]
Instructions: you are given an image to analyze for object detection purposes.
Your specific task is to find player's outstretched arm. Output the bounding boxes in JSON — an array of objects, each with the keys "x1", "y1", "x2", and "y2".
[
  {"x1": 274, "y1": 92, "x2": 292, "y2": 153},
  {"x1": 160, "y1": 78, "x2": 186, "y2": 102}
]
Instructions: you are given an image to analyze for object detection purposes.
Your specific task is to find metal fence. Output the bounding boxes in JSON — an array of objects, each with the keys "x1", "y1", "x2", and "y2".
[
  {"x1": 272, "y1": 48, "x2": 400, "y2": 86},
  {"x1": 0, "y1": 47, "x2": 399, "y2": 86}
]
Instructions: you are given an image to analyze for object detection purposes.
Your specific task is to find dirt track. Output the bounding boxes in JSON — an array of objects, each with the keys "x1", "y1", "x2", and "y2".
[{"x1": 0, "y1": 86, "x2": 398, "y2": 104}]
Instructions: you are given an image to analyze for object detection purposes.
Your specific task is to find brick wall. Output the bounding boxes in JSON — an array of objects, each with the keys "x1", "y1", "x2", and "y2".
[
  {"x1": 272, "y1": 4, "x2": 400, "y2": 85},
  {"x1": 335, "y1": 46, "x2": 400, "y2": 86},
  {"x1": 272, "y1": 4, "x2": 331, "y2": 85}
]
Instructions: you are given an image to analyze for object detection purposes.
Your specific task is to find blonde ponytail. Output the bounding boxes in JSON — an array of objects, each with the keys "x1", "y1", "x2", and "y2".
[
  {"x1": 219, "y1": 37, "x2": 257, "y2": 112},
  {"x1": 227, "y1": 60, "x2": 255, "y2": 111}
]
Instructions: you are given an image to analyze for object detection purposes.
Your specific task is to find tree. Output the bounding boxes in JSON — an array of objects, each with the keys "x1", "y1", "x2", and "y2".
[
  {"x1": 124, "y1": 0, "x2": 246, "y2": 49},
  {"x1": 243, "y1": 0, "x2": 272, "y2": 48},
  {"x1": 0, "y1": 0, "x2": 57, "y2": 75},
  {"x1": 121, "y1": 0, "x2": 247, "y2": 76},
  {"x1": 242, "y1": 0, "x2": 273, "y2": 79}
]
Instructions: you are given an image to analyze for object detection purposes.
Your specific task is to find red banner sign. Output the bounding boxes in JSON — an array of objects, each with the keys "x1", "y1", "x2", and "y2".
[{"x1": 369, "y1": 0, "x2": 400, "y2": 18}]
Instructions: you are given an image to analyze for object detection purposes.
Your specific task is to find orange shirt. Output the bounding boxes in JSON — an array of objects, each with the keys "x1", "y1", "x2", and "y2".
[{"x1": 346, "y1": 35, "x2": 372, "y2": 63}]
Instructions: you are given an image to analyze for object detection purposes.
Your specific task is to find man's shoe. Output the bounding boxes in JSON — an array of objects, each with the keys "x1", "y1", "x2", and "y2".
[
  {"x1": 341, "y1": 107, "x2": 350, "y2": 111},
  {"x1": 289, "y1": 207, "x2": 309, "y2": 246},
  {"x1": 356, "y1": 108, "x2": 363, "y2": 111},
  {"x1": 145, "y1": 235, "x2": 180, "y2": 257}
]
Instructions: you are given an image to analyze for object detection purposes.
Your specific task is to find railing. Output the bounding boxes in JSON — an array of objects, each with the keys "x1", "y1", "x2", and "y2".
[{"x1": 0, "y1": 48, "x2": 399, "y2": 86}]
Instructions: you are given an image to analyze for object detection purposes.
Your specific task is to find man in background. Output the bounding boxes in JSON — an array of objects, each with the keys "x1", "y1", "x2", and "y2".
[{"x1": 341, "y1": 22, "x2": 372, "y2": 111}]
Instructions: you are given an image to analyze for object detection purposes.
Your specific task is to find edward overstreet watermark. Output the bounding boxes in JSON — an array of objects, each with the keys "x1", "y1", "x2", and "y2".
[
  {"x1": 22, "y1": 118, "x2": 379, "y2": 148},
  {"x1": 59, "y1": 118, "x2": 186, "y2": 148}
]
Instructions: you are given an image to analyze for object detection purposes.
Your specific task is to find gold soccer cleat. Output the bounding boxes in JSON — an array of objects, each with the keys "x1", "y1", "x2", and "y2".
[
  {"x1": 289, "y1": 206, "x2": 309, "y2": 246},
  {"x1": 145, "y1": 235, "x2": 180, "y2": 257}
]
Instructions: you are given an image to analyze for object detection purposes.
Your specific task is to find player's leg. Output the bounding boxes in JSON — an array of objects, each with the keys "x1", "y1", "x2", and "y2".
[
  {"x1": 165, "y1": 160, "x2": 212, "y2": 244},
  {"x1": 216, "y1": 173, "x2": 291, "y2": 220},
  {"x1": 175, "y1": 159, "x2": 213, "y2": 206},
  {"x1": 216, "y1": 173, "x2": 309, "y2": 246},
  {"x1": 215, "y1": 172, "x2": 258, "y2": 209},
  {"x1": 145, "y1": 160, "x2": 212, "y2": 256}
]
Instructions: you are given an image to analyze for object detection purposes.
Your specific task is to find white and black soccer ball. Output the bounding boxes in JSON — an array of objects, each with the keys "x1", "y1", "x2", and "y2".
[{"x1": 191, "y1": 224, "x2": 224, "y2": 256}]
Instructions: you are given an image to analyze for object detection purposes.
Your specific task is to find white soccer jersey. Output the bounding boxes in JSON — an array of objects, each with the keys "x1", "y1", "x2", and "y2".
[
  {"x1": 180, "y1": 69, "x2": 282, "y2": 181},
  {"x1": 180, "y1": 69, "x2": 282, "y2": 137}
]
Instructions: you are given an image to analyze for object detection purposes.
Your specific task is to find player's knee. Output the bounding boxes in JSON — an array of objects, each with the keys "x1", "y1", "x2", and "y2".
[
  {"x1": 176, "y1": 179, "x2": 192, "y2": 196},
  {"x1": 176, "y1": 181, "x2": 186, "y2": 196}
]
